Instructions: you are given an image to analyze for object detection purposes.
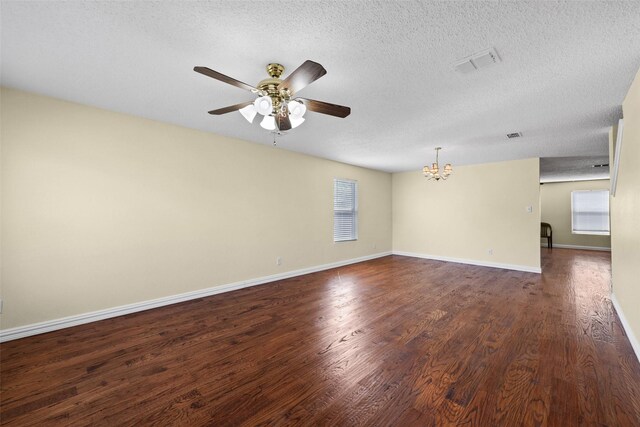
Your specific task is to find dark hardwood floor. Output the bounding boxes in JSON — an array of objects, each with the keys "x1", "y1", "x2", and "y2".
[{"x1": 2, "y1": 249, "x2": 639, "y2": 426}]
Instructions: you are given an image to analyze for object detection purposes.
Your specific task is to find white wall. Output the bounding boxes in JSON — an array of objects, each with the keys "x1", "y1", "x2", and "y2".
[
  {"x1": 0, "y1": 88, "x2": 392, "y2": 330},
  {"x1": 392, "y1": 158, "x2": 541, "y2": 272}
]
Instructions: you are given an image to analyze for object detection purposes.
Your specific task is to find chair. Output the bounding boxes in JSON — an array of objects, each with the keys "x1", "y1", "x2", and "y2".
[{"x1": 541, "y1": 222, "x2": 552, "y2": 249}]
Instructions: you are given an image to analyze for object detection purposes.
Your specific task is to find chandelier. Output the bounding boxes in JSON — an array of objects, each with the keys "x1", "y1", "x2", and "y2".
[{"x1": 423, "y1": 147, "x2": 453, "y2": 181}]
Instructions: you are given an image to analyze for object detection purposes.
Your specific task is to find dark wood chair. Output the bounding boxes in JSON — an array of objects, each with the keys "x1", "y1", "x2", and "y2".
[{"x1": 541, "y1": 222, "x2": 552, "y2": 249}]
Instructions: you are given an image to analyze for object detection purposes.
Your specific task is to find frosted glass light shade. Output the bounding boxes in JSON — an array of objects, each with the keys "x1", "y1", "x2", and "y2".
[
  {"x1": 290, "y1": 116, "x2": 305, "y2": 129},
  {"x1": 288, "y1": 100, "x2": 306, "y2": 119},
  {"x1": 260, "y1": 115, "x2": 276, "y2": 130},
  {"x1": 239, "y1": 104, "x2": 257, "y2": 123},
  {"x1": 254, "y1": 96, "x2": 273, "y2": 115}
]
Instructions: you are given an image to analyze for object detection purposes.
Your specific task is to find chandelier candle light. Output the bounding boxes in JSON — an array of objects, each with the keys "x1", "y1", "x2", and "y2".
[{"x1": 423, "y1": 147, "x2": 453, "y2": 181}]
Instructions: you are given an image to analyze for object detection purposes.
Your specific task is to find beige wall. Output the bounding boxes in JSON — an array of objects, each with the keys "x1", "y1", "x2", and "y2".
[
  {"x1": 0, "y1": 88, "x2": 392, "y2": 330},
  {"x1": 540, "y1": 180, "x2": 611, "y2": 249},
  {"x1": 392, "y1": 158, "x2": 541, "y2": 270},
  {"x1": 611, "y1": 67, "x2": 640, "y2": 349}
]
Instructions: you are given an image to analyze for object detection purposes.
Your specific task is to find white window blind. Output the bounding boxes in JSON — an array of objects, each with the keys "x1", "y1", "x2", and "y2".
[
  {"x1": 571, "y1": 190, "x2": 610, "y2": 235},
  {"x1": 334, "y1": 179, "x2": 358, "y2": 242}
]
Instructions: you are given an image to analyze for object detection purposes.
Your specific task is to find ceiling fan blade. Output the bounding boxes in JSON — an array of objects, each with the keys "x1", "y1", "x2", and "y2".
[
  {"x1": 277, "y1": 113, "x2": 292, "y2": 131},
  {"x1": 208, "y1": 101, "x2": 253, "y2": 115},
  {"x1": 299, "y1": 98, "x2": 351, "y2": 118},
  {"x1": 278, "y1": 60, "x2": 327, "y2": 94},
  {"x1": 194, "y1": 66, "x2": 257, "y2": 92}
]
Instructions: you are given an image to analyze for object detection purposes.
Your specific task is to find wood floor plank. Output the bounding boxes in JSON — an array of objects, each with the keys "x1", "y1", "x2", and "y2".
[{"x1": 2, "y1": 249, "x2": 640, "y2": 426}]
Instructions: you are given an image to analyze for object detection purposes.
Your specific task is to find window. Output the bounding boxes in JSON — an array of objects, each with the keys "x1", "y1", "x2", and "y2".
[
  {"x1": 571, "y1": 190, "x2": 610, "y2": 235},
  {"x1": 334, "y1": 179, "x2": 358, "y2": 242}
]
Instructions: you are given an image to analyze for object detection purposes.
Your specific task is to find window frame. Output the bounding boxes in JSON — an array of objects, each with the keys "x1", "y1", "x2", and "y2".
[
  {"x1": 570, "y1": 189, "x2": 610, "y2": 236},
  {"x1": 333, "y1": 178, "x2": 358, "y2": 243}
]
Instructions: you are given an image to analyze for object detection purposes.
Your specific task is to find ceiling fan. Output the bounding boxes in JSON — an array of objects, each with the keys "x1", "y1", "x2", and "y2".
[{"x1": 194, "y1": 60, "x2": 350, "y2": 132}]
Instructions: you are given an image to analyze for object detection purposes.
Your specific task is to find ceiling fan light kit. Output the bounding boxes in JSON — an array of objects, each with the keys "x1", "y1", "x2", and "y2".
[
  {"x1": 289, "y1": 116, "x2": 305, "y2": 129},
  {"x1": 260, "y1": 115, "x2": 276, "y2": 131},
  {"x1": 254, "y1": 96, "x2": 273, "y2": 116},
  {"x1": 288, "y1": 100, "x2": 306, "y2": 118},
  {"x1": 423, "y1": 147, "x2": 453, "y2": 181},
  {"x1": 194, "y1": 60, "x2": 351, "y2": 133},
  {"x1": 239, "y1": 104, "x2": 257, "y2": 122}
]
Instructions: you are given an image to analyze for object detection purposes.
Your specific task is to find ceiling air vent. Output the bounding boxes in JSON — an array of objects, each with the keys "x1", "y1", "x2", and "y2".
[
  {"x1": 506, "y1": 132, "x2": 522, "y2": 139},
  {"x1": 454, "y1": 48, "x2": 501, "y2": 74},
  {"x1": 592, "y1": 163, "x2": 609, "y2": 168}
]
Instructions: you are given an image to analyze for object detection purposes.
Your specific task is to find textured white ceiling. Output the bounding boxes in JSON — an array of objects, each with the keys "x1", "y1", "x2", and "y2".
[
  {"x1": 540, "y1": 156, "x2": 610, "y2": 183},
  {"x1": 2, "y1": 1, "x2": 640, "y2": 173}
]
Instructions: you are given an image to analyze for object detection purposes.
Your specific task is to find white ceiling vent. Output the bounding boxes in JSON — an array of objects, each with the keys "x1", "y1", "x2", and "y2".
[
  {"x1": 507, "y1": 132, "x2": 522, "y2": 139},
  {"x1": 454, "y1": 48, "x2": 501, "y2": 74}
]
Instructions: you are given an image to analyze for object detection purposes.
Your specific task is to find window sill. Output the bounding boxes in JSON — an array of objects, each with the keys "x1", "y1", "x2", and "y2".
[{"x1": 572, "y1": 231, "x2": 610, "y2": 236}]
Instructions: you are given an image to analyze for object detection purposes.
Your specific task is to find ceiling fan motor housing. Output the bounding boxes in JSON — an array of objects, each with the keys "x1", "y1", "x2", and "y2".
[
  {"x1": 258, "y1": 64, "x2": 291, "y2": 114},
  {"x1": 266, "y1": 63, "x2": 284, "y2": 78}
]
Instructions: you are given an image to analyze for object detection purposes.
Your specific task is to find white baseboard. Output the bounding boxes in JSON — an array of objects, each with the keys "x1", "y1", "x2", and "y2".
[
  {"x1": 392, "y1": 251, "x2": 541, "y2": 274},
  {"x1": 541, "y1": 243, "x2": 611, "y2": 252},
  {"x1": 611, "y1": 293, "x2": 640, "y2": 364},
  {"x1": 0, "y1": 251, "x2": 392, "y2": 343}
]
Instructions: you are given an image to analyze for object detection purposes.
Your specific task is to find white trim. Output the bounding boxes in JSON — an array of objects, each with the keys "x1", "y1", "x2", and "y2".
[
  {"x1": 611, "y1": 118, "x2": 624, "y2": 197},
  {"x1": 572, "y1": 231, "x2": 610, "y2": 236},
  {"x1": 611, "y1": 293, "x2": 640, "y2": 364},
  {"x1": 540, "y1": 177, "x2": 610, "y2": 184},
  {"x1": 0, "y1": 251, "x2": 391, "y2": 343},
  {"x1": 540, "y1": 243, "x2": 611, "y2": 252},
  {"x1": 392, "y1": 251, "x2": 541, "y2": 274}
]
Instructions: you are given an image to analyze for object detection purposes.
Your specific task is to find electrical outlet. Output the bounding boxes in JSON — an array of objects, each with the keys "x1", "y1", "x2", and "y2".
[
  {"x1": 488, "y1": 249, "x2": 493, "y2": 255},
  {"x1": 373, "y1": 242, "x2": 377, "y2": 250},
  {"x1": 0, "y1": 299, "x2": 3, "y2": 314},
  {"x1": 276, "y1": 257, "x2": 282, "y2": 266},
  {"x1": 526, "y1": 205, "x2": 533, "y2": 213}
]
